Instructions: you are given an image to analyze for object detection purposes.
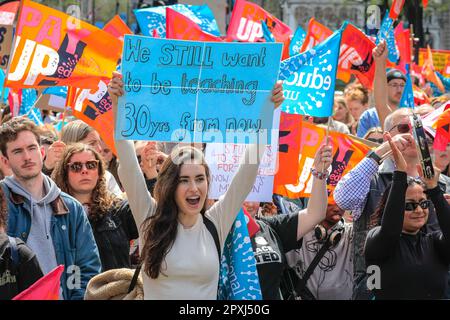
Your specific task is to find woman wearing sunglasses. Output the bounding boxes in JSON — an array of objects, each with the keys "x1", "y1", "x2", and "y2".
[
  {"x1": 364, "y1": 132, "x2": 450, "y2": 299},
  {"x1": 51, "y1": 144, "x2": 138, "y2": 272}
]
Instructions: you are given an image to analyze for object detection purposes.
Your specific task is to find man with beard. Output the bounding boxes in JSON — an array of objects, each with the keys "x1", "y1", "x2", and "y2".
[
  {"x1": 0, "y1": 117, "x2": 101, "y2": 300},
  {"x1": 284, "y1": 201, "x2": 354, "y2": 300}
]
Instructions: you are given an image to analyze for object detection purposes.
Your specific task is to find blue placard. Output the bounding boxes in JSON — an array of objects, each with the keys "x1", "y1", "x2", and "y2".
[{"x1": 116, "y1": 36, "x2": 282, "y2": 144}]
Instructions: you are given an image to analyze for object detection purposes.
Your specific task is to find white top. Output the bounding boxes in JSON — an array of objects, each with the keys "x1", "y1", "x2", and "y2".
[{"x1": 116, "y1": 140, "x2": 263, "y2": 300}]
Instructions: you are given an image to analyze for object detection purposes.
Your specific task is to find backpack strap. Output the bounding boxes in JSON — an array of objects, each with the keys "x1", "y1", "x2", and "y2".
[
  {"x1": 295, "y1": 240, "x2": 332, "y2": 297},
  {"x1": 7, "y1": 236, "x2": 19, "y2": 268},
  {"x1": 127, "y1": 263, "x2": 142, "y2": 294},
  {"x1": 203, "y1": 215, "x2": 221, "y2": 261}
]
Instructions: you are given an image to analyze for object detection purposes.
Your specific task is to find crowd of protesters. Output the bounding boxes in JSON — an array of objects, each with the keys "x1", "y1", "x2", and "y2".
[{"x1": 0, "y1": 27, "x2": 449, "y2": 301}]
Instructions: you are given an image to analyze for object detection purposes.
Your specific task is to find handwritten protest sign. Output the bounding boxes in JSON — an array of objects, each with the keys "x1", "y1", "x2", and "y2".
[
  {"x1": 116, "y1": 36, "x2": 282, "y2": 144},
  {"x1": 205, "y1": 143, "x2": 276, "y2": 202},
  {"x1": 274, "y1": 121, "x2": 370, "y2": 201},
  {"x1": 0, "y1": 24, "x2": 12, "y2": 69}
]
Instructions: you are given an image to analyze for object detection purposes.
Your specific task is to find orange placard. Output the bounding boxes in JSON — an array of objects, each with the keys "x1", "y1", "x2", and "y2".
[
  {"x1": 71, "y1": 16, "x2": 132, "y2": 156},
  {"x1": 5, "y1": 0, "x2": 122, "y2": 89},
  {"x1": 418, "y1": 48, "x2": 450, "y2": 73},
  {"x1": 274, "y1": 121, "x2": 371, "y2": 201}
]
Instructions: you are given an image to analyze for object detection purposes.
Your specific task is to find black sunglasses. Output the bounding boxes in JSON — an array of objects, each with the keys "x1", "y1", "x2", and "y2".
[
  {"x1": 405, "y1": 200, "x2": 431, "y2": 211},
  {"x1": 67, "y1": 160, "x2": 99, "y2": 173},
  {"x1": 389, "y1": 123, "x2": 411, "y2": 134},
  {"x1": 367, "y1": 137, "x2": 384, "y2": 144}
]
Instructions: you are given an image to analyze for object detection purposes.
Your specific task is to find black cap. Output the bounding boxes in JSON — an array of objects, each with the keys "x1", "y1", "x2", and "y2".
[{"x1": 386, "y1": 69, "x2": 407, "y2": 83}]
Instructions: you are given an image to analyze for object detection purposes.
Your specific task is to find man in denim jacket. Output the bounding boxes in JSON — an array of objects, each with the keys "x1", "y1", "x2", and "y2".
[{"x1": 0, "y1": 117, "x2": 101, "y2": 300}]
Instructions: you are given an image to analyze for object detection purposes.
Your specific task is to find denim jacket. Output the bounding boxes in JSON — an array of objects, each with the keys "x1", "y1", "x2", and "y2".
[{"x1": 2, "y1": 183, "x2": 101, "y2": 300}]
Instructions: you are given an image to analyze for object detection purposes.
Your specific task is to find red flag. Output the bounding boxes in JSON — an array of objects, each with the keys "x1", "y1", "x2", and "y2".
[
  {"x1": 0, "y1": 0, "x2": 19, "y2": 24},
  {"x1": 274, "y1": 112, "x2": 302, "y2": 186},
  {"x1": 103, "y1": 15, "x2": 132, "y2": 42},
  {"x1": 423, "y1": 0, "x2": 428, "y2": 8},
  {"x1": 242, "y1": 208, "x2": 260, "y2": 237},
  {"x1": 389, "y1": 0, "x2": 405, "y2": 20},
  {"x1": 300, "y1": 18, "x2": 332, "y2": 53},
  {"x1": 433, "y1": 103, "x2": 450, "y2": 151},
  {"x1": 413, "y1": 84, "x2": 431, "y2": 105},
  {"x1": 13, "y1": 265, "x2": 64, "y2": 300},
  {"x1": 227, "y1": 0, "x2": 291, "y2": 59},
  {"x1": 395, "y1": 23, "x2": 411, "y2": 74},
  {"x1": 8, "y1": 88, "x2": 22, "y2": 117},
  {"x1": 340, "y1": 23, "x2": 376, "y2": 89},
  {"x1": 166, "y1": 8, "x2": 222, "y2": 41}
]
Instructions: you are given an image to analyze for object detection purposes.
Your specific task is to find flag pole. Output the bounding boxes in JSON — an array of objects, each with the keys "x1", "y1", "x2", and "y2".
[{"x1": 323, "y1": 116, "x2": 331, "y2": 173}]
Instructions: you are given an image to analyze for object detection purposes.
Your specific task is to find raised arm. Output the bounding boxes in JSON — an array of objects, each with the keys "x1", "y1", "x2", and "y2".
[
  {"x1": 108, "y1": 72, "x2": 156, "y2": 230},
  {"x1": 373, "y1": 40, "x2": 391, "y2": 131},
  {"x1": 207, "y1": 81, "x2": 285, "y2": 247},
  {"x1": 365, "y1": 133, "x2": 408, "y2": 261},
  {"x1": 296, "y1": 144, "x2": 332, "y2": 240}
]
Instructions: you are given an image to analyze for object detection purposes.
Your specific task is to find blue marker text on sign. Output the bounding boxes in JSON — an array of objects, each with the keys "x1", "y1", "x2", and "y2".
[{"x1": 116, "y1": 36, "x2": 282, "y2": 144}]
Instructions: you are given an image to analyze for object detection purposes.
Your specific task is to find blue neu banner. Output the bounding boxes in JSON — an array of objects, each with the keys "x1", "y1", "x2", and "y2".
[
  {"x1": 116, "y1": 36, "x2": 282, "y2": 144},
  {"x1": 218, "y1": 210, "x2": 262, "y2": 300},
  {"x1": 279, "y1": 29, "x2": 342, "y2": 117}
]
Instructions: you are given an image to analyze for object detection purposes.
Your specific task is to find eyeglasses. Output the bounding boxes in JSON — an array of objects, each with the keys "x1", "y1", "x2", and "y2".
[
  {"x1": 67, "y1": 160, "x2": 99, "y2": 173},
  {"x1": 389, "y1": 123, "x2": 411, "y2": 134},
  {"x1": 388, "y1": 83, "x2": 406, "y2": 89},
  {"x1": 405, "y1": 200, "x2": 431, "y2": 211},
  {"x1": 367, "y1": 137, "x2": 384, "y2": 144}
]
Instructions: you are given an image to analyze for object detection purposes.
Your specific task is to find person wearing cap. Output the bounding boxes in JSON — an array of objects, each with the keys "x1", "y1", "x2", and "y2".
[
  {"x1": 356, "y1": 40, "x2": 407, "y2": 138},
  {"x1": 283, "y1": 198, "x2": 354, "y2": 300}
]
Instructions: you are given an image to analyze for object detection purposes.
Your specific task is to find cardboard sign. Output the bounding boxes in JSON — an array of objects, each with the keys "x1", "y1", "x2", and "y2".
[
  {"x1": 116, "y1": 36, "x2": 282, "y2": 144},
  {"x1": 205, "y1": 143, "x2": 276, "y2": 202},
  {"x1": 0, "y1": 24, "x2": 12, "y2": 69}
]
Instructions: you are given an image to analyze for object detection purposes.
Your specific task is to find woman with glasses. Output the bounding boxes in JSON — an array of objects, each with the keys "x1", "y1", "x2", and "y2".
[
  {"x1": 364, "y1": 133, "x2": 450, "y2": 299},
  {"x1": 51, "y1": 144, "x2": 138, "y2": 272}
]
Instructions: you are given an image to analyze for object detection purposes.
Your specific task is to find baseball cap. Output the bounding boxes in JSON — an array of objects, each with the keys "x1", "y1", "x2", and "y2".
[{"x1": 386, "y1": 69, "x2": 407, "y2": 83}]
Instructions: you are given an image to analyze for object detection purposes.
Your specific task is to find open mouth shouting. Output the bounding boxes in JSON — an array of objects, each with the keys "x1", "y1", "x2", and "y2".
[{"x1": 186, "y1": 196, "x2": 201, "y2": 208}]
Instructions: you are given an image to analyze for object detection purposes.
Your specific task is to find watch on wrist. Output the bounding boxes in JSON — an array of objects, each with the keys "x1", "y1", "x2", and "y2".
[{"x1": 367, "y1": 150, "x2": 382, "y2": 165}]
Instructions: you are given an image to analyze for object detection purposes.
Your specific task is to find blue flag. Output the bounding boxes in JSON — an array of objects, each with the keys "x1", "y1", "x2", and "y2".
[
  {"x1": 289, "y1": 25, "x2": 306, "y2": 56},
  {"x1": 42, "y1": 86, "x2": 68, "y2": 98},
  {"x1": 218, "y1": 210, "x2": 261, "y2": 300},
  {"x1": 261, "y1": 21, "x2": 275, "y2": 42},
  {"x1": 399, "y1": 65, "x2": 414, "y2": 108},
  {"x1": 135, "y1": 4, "x2": 220, "y2": 38},
  {"x1": 19, "y1": 89, "x2": 43, "y2": 126},
  {"x1": 376, "y1": 13, "x2": 399, "y2": 63},
  {"x1": 0, "y1": 69, "x2": 9, "y2": 103},
  {"x1": 279, "y1": 29, "x2": 342, "y2": 117},
  {"x1": 437, "y1": 72, "x2": 450, "y2": 93}
]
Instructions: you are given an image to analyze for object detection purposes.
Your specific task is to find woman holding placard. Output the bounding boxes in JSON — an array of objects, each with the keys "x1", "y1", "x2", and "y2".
[{"x1": 108, "y1": 71, "x2": 331, "y2": 300}]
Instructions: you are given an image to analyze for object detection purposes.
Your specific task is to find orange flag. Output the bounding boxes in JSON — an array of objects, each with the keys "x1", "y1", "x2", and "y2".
[
  {"x1": 103, "y1": 15, "x2": 132, "y2": 42},
  {"x1": 423, "y1": 45, "x2": 446, "y2": 93},
  {"x1": 274, "y1": 121, "x2": 371, "y2": 201},
  {"x1": 6, "y1": 0, "x2": 122, "y2": 89},
  {"x1": 13, "y1": 265, "x2": 64, "y2": 300},
  {"x1": 300, "y1": 18, "x2": 332, "y2": 53},
  {"x1": 71, "y1": 16, "x2": 132, "y2": 156}
]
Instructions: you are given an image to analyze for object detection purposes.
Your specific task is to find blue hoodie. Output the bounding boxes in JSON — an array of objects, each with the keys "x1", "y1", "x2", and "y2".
[{"x1": 2, "y1": 174, "x2": 101, "y2": 300}]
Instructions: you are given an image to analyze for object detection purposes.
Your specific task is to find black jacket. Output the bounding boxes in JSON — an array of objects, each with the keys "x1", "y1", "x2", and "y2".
[
  {"x1": 0, "y1": 233, "x2": 43, "y2": 300},
  {"x1": 89, "y1": 200, "x2": 139, "y2": 271}
]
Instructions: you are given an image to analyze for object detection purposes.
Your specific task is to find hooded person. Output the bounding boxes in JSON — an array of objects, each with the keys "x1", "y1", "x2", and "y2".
[{"x1": 0, "y1": 117, "x2": 101, "y2": 300}]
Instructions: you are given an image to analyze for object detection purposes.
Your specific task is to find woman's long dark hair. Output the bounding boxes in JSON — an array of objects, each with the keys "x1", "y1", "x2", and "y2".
[
  {"x1": 141, "y1": 146, "x2": 210, "y2": 279},
  {"x1": 370, "y1": 177, "x2": 426, "y2": 229}
]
